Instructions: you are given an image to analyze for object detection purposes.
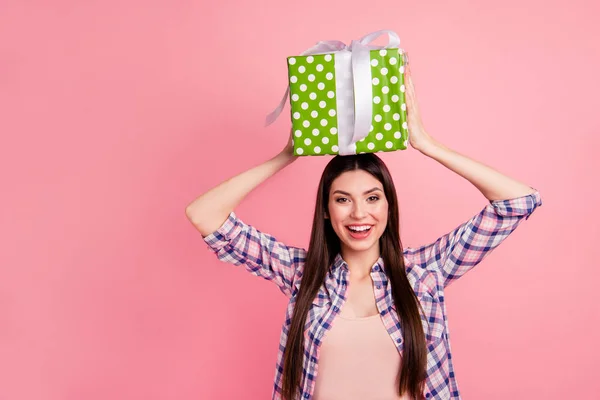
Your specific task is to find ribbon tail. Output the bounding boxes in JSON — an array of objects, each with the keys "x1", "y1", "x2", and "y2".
[
  {"x1": 265, "y1": 86, "x2": 289, "y2": 126},
  {"x1": 265, "y1": 41, "x2": 348, "y2": 127}
]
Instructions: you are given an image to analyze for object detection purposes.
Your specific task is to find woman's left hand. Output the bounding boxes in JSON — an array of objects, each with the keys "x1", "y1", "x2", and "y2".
[{"x1": 404, "y1": 63, "x2": 435, "y2": 152}]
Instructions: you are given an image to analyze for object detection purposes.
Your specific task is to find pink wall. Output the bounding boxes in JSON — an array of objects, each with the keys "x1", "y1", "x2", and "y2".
[{"x1": 1, "y1": 0, "x2": 598, "y2": 398}]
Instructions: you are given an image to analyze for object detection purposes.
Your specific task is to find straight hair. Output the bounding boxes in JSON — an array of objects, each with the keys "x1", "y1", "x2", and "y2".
[{"x1": 281, "y1": 154, "x2": 427, "y2": 399}]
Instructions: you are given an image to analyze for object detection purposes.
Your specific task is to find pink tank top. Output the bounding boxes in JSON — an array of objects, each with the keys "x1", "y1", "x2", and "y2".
[{"x1": 312, "y1": 309, "x2": 412, "y2": 400}]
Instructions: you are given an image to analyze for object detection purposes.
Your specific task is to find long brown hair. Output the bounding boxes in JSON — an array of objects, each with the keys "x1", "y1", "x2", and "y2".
[{"x1": 281, "y1": 153, "x2": 427, "y2": 400}]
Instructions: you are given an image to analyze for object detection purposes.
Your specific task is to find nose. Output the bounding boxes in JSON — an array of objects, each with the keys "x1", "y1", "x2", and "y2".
[{"x1": 350, "y1": 202, "x2": 367, "y2": 219}]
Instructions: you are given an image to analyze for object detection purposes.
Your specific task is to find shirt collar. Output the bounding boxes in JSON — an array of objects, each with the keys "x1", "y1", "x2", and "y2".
[{"x1": 332, "y1": 253, "x2": 386, "y2": 274}]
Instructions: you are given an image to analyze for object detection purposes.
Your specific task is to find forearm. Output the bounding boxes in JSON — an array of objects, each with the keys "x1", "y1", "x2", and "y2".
[
  {"x1": 418, "y1": 137, "x2": 536, "y2": 201},
  {"x1": 186, "y1": 151, "x2": 297, "y2": 236}
]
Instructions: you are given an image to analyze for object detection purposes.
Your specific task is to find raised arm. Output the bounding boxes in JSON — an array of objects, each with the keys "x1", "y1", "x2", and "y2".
[
  {"x1": 406, "y1": 190, "x2": 542, "y2": 289},
  {"x1": 404, "y1": 63, "x2": 537, "y2": 201},
  {"x1": 185, "y1": 130, "x2": 296, "y2": 235},
  {"x1": 185, "y1": 130, "x2": 306, "y2": 298},
  {"x1": 402, "y1": 64, "x2": 542, "y2": 288}
]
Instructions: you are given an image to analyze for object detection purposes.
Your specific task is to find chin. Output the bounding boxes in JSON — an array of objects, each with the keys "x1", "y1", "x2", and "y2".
[
  {"x1": 342, "y1": 237, "x2": 379, "y2": 252},
  {"x1": 334, "y1": 225, "x2": 383, "y2": 252}
]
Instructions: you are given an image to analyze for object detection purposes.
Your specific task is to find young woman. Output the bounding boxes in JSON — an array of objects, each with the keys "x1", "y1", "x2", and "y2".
[{"x1": 186, "y1": 65, "x2": 542, "y2": 400}]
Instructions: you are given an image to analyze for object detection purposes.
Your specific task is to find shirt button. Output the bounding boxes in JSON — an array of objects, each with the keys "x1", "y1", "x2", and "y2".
[
  {"x1": 304, "y1": 393, "x2": 310, "y2": 398},
  {"x1": 333, "y1": 306, "x2": 339, "y2": 312},
  {"x1": 425, "y1": 393, "x2": 430, "y2": 398},
  {"x1": 376, "y1": 285, "x2": 381, "y2": 289},
  {"x1": 396, "y1": 338, "x2": 402, "y2": 343},
  {"x1": 311, "y1": 357, "x2": 317, "y2": 363}
]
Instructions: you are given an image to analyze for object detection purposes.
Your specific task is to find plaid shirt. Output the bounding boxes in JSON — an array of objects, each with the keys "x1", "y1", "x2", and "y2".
[{"x1": 202, "y1": 190, "x2": 542, "y2": 399}]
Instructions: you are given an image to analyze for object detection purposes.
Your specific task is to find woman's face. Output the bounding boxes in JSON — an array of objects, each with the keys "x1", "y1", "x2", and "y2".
[{"x1": 326, "y1": 169, "x2": 389, "y2": 254}]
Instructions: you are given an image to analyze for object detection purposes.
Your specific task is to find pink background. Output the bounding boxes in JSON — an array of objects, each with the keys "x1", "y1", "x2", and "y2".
[{"x1": 1, "y1": 0, "x2": 598, "y2": 399}]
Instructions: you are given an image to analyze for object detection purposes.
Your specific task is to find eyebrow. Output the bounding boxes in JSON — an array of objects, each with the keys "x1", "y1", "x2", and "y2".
[{"x1": 332, "y1": 187, "x2": 383, "y2": 196}]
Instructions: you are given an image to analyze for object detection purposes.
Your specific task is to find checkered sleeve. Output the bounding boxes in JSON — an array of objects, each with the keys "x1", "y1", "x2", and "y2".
[
  {"x1": 405, "y1": 189, "x2": 542, "y2": 288},
  {"x1": 201, "y1": 211, "x2": 306, "y2": 298}
]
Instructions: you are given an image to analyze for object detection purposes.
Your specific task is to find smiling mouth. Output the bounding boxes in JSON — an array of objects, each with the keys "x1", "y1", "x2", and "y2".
[
  {"x1": 345, "y1": 225, "x2": 373, "y2": 239},
  {"x1": 346, "y1": 225, "x2": 373, "y2": 232}
]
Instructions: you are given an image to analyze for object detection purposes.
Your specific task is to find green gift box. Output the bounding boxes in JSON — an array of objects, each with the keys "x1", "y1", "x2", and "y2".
[{"x1": 265, "y1": 30, "x2": 410, "y2": 156}]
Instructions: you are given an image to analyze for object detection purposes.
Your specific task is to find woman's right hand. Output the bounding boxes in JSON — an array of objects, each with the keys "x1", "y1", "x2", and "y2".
[{"x1": 280, "y1": 127, "x2": 296, "y2": 159}]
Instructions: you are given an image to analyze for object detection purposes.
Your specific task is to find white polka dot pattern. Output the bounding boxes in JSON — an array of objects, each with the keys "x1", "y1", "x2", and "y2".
[{"x1": 287, "y1": 48, "x2": 408, "y2": 156}]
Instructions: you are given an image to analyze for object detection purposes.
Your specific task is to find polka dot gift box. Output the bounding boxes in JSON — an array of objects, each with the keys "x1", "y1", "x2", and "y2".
[{"x1": 265, "y1": 30, "x2": 409, "y2": 157}]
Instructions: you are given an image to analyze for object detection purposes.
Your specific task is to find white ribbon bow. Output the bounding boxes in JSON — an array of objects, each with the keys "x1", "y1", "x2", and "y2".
[{"x1": 265, "y1": 30, "x2": 404, "y2": 155}]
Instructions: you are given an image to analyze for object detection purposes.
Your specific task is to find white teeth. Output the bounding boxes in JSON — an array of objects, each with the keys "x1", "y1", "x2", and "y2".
[{"x1": 348, "y1": 225, "x2": 371, "y2": 232}]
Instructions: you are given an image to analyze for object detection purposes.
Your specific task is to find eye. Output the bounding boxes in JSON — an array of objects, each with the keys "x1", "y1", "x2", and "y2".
[
  {"x1": 335, "y1": 197, "x2": 348, "y2": 203},
  {"x1": 368, "y1": 196, "x2": 380, "y2": 202}
]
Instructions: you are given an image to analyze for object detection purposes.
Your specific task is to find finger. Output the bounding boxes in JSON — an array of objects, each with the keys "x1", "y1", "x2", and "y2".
[
  {"x1": 405, "y1": 78, "x2": 413, "y2": 103},
  {"x1": 405, "y1": 83, "x2": 416, "y2": 114},
  {"x1": 405, "y1": 91, "x2": 413, "y2": 113},
  {"x1": 406, "y1": 76, "x2": 416, "y2": 100}
]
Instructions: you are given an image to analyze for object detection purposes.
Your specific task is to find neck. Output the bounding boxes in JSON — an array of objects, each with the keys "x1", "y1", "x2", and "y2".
[{"x1": 340, "y1": 243, "x2": 381, "y2": 281}]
